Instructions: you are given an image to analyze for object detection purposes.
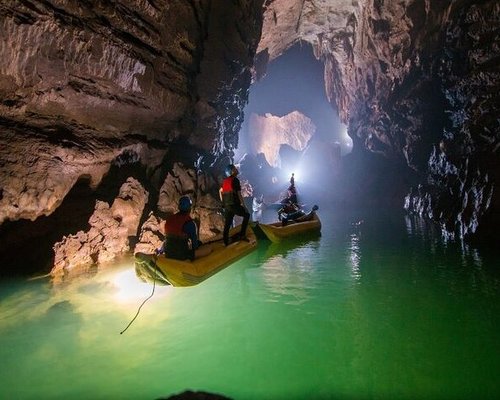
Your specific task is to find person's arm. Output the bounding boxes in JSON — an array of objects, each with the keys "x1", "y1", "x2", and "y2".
[
  {"x1": 219, "y1": 187, "x2": 223, "y2": 202},
  {"x1": 183, "y1": 220, "x2": 200, "y2": 249}
]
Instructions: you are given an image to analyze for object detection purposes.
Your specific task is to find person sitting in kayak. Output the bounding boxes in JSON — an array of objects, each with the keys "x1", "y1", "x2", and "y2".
[
  {"x1": 163, "y1": 195, "x2": 212, "y2": 260},
  {"x1": 278, "y1": 202, "x2": 319, "y2": 226},
  {"x1": 219, "y1": 164, "x2": 250, "y2": 246},
  {"x1": 278, "y1": 199, "x2": 305, "y2": 225}
]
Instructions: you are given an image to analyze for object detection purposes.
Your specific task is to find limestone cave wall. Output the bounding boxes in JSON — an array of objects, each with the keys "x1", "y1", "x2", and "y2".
[
  {"x1": 0, "y1": 0, "x2": 498, "y2": 277},
  {"x1": 0, "y1": 0, "x2": 264, "y2": 277}
]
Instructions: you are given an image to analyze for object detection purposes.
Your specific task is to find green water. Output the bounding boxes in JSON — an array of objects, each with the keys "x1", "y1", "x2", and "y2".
[{"x1": 1, "y1": 208, "x2": 499, "y2": 400}]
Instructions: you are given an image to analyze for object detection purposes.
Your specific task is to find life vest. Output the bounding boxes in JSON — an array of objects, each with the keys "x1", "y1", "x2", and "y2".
[
  {"x1": 221, "y1": 176, "x2": 237, "y2": 207},
  {"x1": 163, "y1": 212, "x2": 194, "y2": 260},
  {"x1": 164, "y1": 212, "x2": 192, "y2": 237}
]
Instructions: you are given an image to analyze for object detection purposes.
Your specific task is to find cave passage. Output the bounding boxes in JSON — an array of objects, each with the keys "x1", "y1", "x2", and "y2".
[
  {"x1": 235, "y1": 42, "x2": 352, "y2": 206},
  {"x1": 242, "y1": 42, "x2": 348, "y2": 146}
]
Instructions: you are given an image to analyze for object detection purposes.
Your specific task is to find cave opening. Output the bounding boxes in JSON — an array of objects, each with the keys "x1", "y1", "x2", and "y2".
[
  {"x1": 240, "y1": 42, "x2": 349, "y2": 153},
  {"x1": 236, "y1": 42, "x2": 351, "y2": 205}
]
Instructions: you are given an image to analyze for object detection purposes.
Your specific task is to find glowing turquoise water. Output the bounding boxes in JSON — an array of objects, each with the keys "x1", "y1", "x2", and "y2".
[{"x1": 1, "y1": 208, "x2": 499, "y2": 400}]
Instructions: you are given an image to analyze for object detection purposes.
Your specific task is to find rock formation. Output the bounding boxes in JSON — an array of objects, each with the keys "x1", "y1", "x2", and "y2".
[
  {"x1": 52, "y1": 177, "x2": 148, "y2": 281},
  {"x1": 248, "y1": 110, "x2": 315, "y2": 167},
  {"x1": 157, "y1": 161, "x2": 224, "y2": 240},
  {"x1": 0, "y1": 0, "x2": 498, "y2": 276}
]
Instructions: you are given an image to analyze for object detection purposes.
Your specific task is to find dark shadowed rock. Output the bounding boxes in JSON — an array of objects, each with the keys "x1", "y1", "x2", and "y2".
[{"x1": 159, "y1": 390, "x2": 232, "y2": 400}]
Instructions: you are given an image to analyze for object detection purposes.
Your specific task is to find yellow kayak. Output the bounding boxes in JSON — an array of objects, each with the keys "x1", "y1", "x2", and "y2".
[
  {"x1": 134, "y1": 227, "x2": 257, "y2": 287},
  {"x1": 253, "y1": 212, "x2": 321, "y2": 243}
]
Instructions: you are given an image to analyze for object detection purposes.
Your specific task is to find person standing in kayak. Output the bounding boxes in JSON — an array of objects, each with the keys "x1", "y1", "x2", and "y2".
[{"x1": 219, "y1": 164, "x2": 250, "y2": 246}]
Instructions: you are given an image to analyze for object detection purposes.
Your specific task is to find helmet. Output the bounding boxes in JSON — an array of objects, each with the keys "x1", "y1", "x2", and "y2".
[
  {"x1": 178, "y1": 195, "x2": 192, "y2": 212},
  {"x1": 224, "y1": 164, "x2": 235, "y2": 177}
]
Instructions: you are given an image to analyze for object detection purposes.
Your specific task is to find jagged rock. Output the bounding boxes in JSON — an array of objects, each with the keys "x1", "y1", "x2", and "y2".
[
  {"x1": 248, "y1": 111, "x2": 315, "y2": 167},
  {"x1": 0, "y1": 0, "x2": 263, "y2": 274},
  {"x1": 239, "y1": 178, "x2": 254, "y2": 199},
  {"x1": 405, "y1": 147, "x2": 495, "y2": 240},
  {"x1": 134, "y1": 213, "x2": 165, "y2": 256},
  {"x1": 158, "y1": 163, "x2": 198, "y2": 214},
  {"x1": 0, "y1": 1, "x2": 263, "y2": 222},
  {"x1": 52, "y1": 178, "x2": 148, "y2": 280},
  {"x1": 111, "y1": 177, "x2": 149, "y2": 236},
  {"x1": 0, "y1": 0, "x2": 263, "y2": 150}
]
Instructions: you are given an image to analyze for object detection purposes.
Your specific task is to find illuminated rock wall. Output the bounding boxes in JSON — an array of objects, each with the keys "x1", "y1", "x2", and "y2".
[
  {"x1": 0, "y1": 0, "x2": 263, "y2": 223},
  {"x1": 248, "y1": 111, "x2": 315, "y2": 167}
]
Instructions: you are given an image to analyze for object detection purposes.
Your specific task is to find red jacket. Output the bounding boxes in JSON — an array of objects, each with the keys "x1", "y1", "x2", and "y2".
[
  {"x1": 221, "y1": 176, "x2": 235, "y2": 193},
  {"x1": 221, "y1": 176, "x2": 238, "y2": 207}
]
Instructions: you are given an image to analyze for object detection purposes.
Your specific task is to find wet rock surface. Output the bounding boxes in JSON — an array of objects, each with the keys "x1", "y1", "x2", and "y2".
[{"x1": 52, "y1": 177, "x2": 148, "y2": 282}]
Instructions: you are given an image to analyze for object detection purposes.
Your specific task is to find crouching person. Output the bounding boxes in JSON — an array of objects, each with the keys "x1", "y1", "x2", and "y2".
[{"x1": 163, "y1": 196, "x2": 212, "y2": 260}]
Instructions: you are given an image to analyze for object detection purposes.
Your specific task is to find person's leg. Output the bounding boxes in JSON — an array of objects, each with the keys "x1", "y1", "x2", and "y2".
[
  {"x1": 234, "y1": 205, "x2": 250, "y2": 239},
  {"x1": 223, "y1": 210, "x2": 234, "y2": 246},
  {"x1": 288, "y1": 210, "x2": 305, "y2": 221},
  {"x1": 241, "y1": 210, "x2": 250, "y2": 238}
]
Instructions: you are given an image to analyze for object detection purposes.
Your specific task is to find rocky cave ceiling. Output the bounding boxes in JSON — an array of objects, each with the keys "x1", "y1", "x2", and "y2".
[{"x1": 0, "y1": 0, "x2": 498, "y2": 277}]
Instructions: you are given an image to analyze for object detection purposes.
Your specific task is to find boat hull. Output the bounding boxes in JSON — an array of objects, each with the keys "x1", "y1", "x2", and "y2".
[
  {"x1": 134, "y1": 226, "x2": 257, "y2": 287},
  {"x1": 253, "y1": 213, "x2": 321, "y2": 243}
]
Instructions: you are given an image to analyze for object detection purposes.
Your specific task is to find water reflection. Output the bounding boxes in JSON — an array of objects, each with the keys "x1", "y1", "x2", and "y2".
[
  {"x1": 0, "y1": 261, "x2": 173, "y2": 333},
  {"x1": 404, "y1": 214, "x2": 487, "y2": 269},
  {"x1": 404, "y1": 214, "x2": 442, "y2": 242},
  {"x1": 258, "y1": 236, "x2": 321, "y2": 306},
  {"x1": 348, "y1": 233, "x2": 361, "y2": 282}
]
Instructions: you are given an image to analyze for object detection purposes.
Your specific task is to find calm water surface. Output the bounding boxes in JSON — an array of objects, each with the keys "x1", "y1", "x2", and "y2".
[{"x1": 1, "y1": 207, "x2": 499, "y2": 400}]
